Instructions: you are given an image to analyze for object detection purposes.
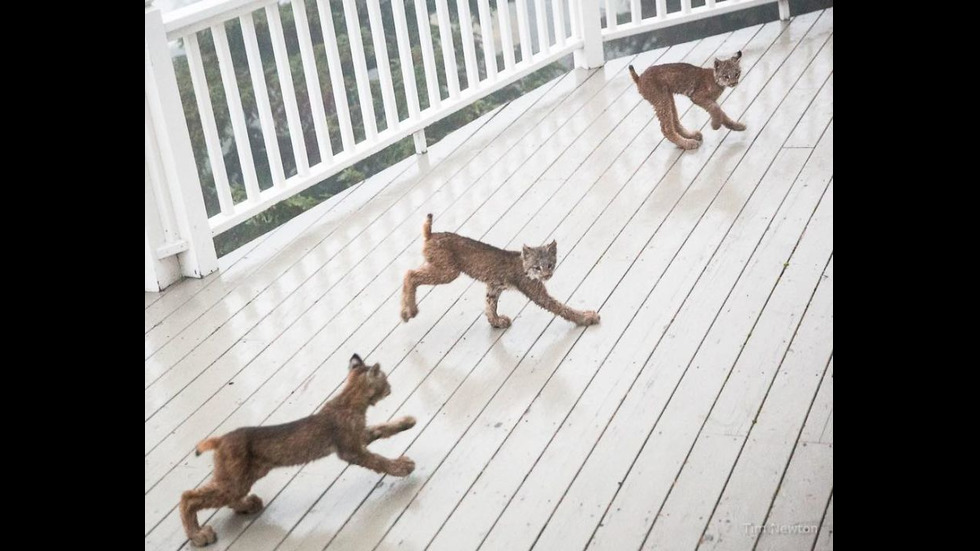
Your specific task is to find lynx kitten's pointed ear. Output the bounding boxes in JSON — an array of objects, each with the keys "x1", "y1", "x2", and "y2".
[
  {"x1": 714, "y1": 59, "x2": 722, "y2": 69},
  {"x1": 349, "y1": 354, "x2": 364, "y2": 370},
  {"x1": 370, "y1": 363, "x2": 381, "y2": 375},
  {"x1": 522, "y1": 245, "x2": 532, "y2": 258},
  {"x1": 547, "y1": 240, "x2": 557, "y2": 255},
  {"x1": 734, "y1": 50, "x2": 742, "y2": 60}
]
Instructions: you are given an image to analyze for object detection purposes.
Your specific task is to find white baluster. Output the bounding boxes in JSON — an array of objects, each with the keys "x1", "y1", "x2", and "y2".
[
  {"x1": 498, "y1": 0, "x2": 516, "y2": 70},
  {"x1": 265, "y1": 4, "x2": 310, "y2": 175},
  {"x1": 477, "y1": 0, "x2": 498, "y2": 81},
  {"x1": 515, "y1": 0, "x2": 533, "y2": 63},
  {"x1": 341, "y1": 0, "x2": 378, "y2": 139},
  {"x1": 366, "y1": 0, "x2": 400, "y2": 131},
  {"x1": 290, "y1": 0, "x2": 333, "y2": 163},
  {"x1": 414, "y1": 0, "x2": 443, "y2": 108},
  {"x1": 435, "y1": 0, "x2": 461, "y2": 98},
  {"x1": 456, "y1": 0, "x2": 480, "y2": 89},
  {"x1": 211, "y1": 23, "x2": 261, "y2": 201},
  {"x1": 315, "y1": 0, "x2": 356, "y2": 151},
  {"x1": 184, "y1": 34, "x2": 234, "y2": 214},
  {"x1": 241, "y1": 13, "x2": 286, "y2": 187}
]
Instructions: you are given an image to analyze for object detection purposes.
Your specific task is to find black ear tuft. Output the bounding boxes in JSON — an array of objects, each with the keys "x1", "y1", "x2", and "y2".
[
  {"x1": 735, "y1": 50, "x2": 742, "y2": 60},
  {"x1": 349, "y1": 354, "x2": 364, "y2": 370}
]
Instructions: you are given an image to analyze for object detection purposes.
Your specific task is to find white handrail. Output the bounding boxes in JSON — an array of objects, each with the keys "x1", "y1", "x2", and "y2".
[
  {"x1": 165, "y1": 0, "x2": 277, "y2": 39},
  {"x1": 602, "y1": 0, "x2": 781, "y2": 41}
]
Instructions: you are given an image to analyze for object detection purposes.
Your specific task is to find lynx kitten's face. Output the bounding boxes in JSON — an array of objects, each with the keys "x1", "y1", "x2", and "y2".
[
  {"x1": 348, "y1": 354, "x2": 392, "y2": 404},
  {"x1": 522, "y1": 241, "x2": 558, "y2": 281},
  {"x1": 714, "y1": 51, "x2": 743, "y2": 88}
]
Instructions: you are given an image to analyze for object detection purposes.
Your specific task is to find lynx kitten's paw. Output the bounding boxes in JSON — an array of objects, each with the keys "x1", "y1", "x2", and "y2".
[
  {"x1": 233, "y1": 494, "x2": 263, "y2": 515},
  {"x1": 391, "y1": 456, "x2": 416, "y2": 476},
  {"x1": 581, "y1": 311, "x2": 601, "y2": 326},
  {"x1": 190, "y1": 525, "x2": 217, "y2": 547},
  {"x1": 728, "y1": 121, "x2": 747, "y2": 131},
  {"x1": 490, "y1": 315, "x2": 512, "y2": 329},
  {"x1": 398, "y1": 416, "x2": 417, "y2": 430},
  {"x1": 400, "y1": 304, "x2": 419, "y2": 322}
]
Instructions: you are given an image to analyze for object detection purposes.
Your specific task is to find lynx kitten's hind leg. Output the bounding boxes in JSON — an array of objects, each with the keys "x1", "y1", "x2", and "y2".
[
  {"x1": 485, "y1": 284, "x2": 511, "y2": 328},
  {"x1": 180, "y1": 484, "x2": 229, "y2": 547},
  {"x1": 670, "y1": 100, "x2": 702, "y2": 142},
  {"x1": 401, "y1": 264, "x2": 460, "y2": 321},
  {"x1": 231, "y1": 494, "x2": 263, "y2": 515},
  {"x1": 656, "y1": 101, "x2": 700, "y2": 150},
  {"x1": 190, "y1": 526, "x2": 217, "y2": 547}
]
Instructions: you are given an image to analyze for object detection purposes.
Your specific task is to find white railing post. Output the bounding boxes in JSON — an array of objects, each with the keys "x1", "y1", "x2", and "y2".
[
  {"x1": 573, "y1": 0, "x2": 604, "y2": 69},
  {"x1": 778, "y1": 0, "x2": 791, "y2": 20},
  {"x1": 145, "y1": 1, "x2": 217, "y2": 290},
  {"x1": 414, "y1": 130, "x2": 428, "y2": 155}
]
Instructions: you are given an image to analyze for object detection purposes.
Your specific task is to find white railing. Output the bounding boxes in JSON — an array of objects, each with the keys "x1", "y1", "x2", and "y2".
[
  {"x1": 144, "y1": 0, "x2": 788, "y2": 291},
  {"x1": 600, "y1": 0, "x2": 788, "y2": 40}
]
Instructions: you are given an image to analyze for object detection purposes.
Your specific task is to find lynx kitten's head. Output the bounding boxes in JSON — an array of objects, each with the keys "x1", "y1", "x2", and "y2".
[
  {"x1": 347, "y1": 354, "x2": 392, "y2": 405},
  {"x1": 522, "y1": 241, "x2": 558, "y2": 281},
  {"x1": 714, "y1": 51, "x2": 742, "y2": 88}
]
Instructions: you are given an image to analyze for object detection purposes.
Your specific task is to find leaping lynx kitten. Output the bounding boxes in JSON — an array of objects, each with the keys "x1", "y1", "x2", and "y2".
[
  {"x1": 180, "y1": 354, "x2": 415, "y2": 547},
  {"x1": 401, "y1": 214, "x2": 600, "y2": 328},
  {"x1": 629, "y1": 51, "x2": 747, "y2": 150}
]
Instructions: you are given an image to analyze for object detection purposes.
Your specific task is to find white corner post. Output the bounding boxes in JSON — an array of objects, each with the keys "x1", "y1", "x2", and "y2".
[
  {"x1": 145, "y1": 1, "x2": 218, "y2": 292},
  {"x1": 778, "y1": 0, "x2": 790, "y2": 20},
  {"x1": 573, "y1": 0, "x2": 604, "y2": 69},
  {"x1": 413, "y1": 129, "x2": 428, "y2": 155}
]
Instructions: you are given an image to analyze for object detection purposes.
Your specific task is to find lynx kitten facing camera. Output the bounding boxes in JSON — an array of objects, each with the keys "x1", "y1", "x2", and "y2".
[
  {"x1": 180, "y1": 354, "x2": 416, "y2": 547},
  {"x1": 401, "y1": 214, "x2": 600, "y2": 328},
  {"x1": 629, "y1": 51, "x2": 747, "y2": 150}
]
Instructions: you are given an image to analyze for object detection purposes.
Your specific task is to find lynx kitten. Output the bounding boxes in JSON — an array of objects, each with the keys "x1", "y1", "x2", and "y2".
[
  {"x1": 629, "y1": 51, "x2": 747, "y2": 150},
  {"x1": 401, "y1": 214, "x2": 600, "y2": 328}
]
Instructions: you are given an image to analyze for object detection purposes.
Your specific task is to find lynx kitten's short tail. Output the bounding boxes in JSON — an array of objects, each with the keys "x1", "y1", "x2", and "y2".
[
  {"x1": 195, "y1": 437, "x2": 221, "y2": 456},
  {"x1": 423, "y1": 213, "x2": 433, "y2": 240},
  {"x1": 628, "y1": 65, "x2": 640, "y2": 84}
]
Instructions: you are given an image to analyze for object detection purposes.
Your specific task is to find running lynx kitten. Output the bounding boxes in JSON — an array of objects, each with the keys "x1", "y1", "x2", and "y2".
[
  {"x1": 401, "y1": 214, "x2": 600, "y2": 328},
  {"x1": 629, "y1": 51, "x2": 747, "y2": 150},
  {"x1": 179, "y1": 354, "x2": 415, "y2": 547}
]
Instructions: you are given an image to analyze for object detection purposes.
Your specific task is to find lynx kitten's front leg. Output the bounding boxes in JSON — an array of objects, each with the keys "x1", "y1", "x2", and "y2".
[
  {"x1": 365, "y1": 417, "x2": 417, "y2": 443},
  {"x1": 520, "y1": 280, "x2": 601, "y2": 327},
  {"x1": 724, "y1": 119, "x2": 747, "y2": 131},
  {"x1": 339, "y1": 449, "x2": 416, "y2": 477},
  {"x1": 580, "y1": 310, "x2": 601, "y2": 325}
]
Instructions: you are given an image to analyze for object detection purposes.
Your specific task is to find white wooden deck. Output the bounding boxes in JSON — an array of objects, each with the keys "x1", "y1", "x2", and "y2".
[{"x1": 145, "y1": 9, "x2": 833, "y2": 551}]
